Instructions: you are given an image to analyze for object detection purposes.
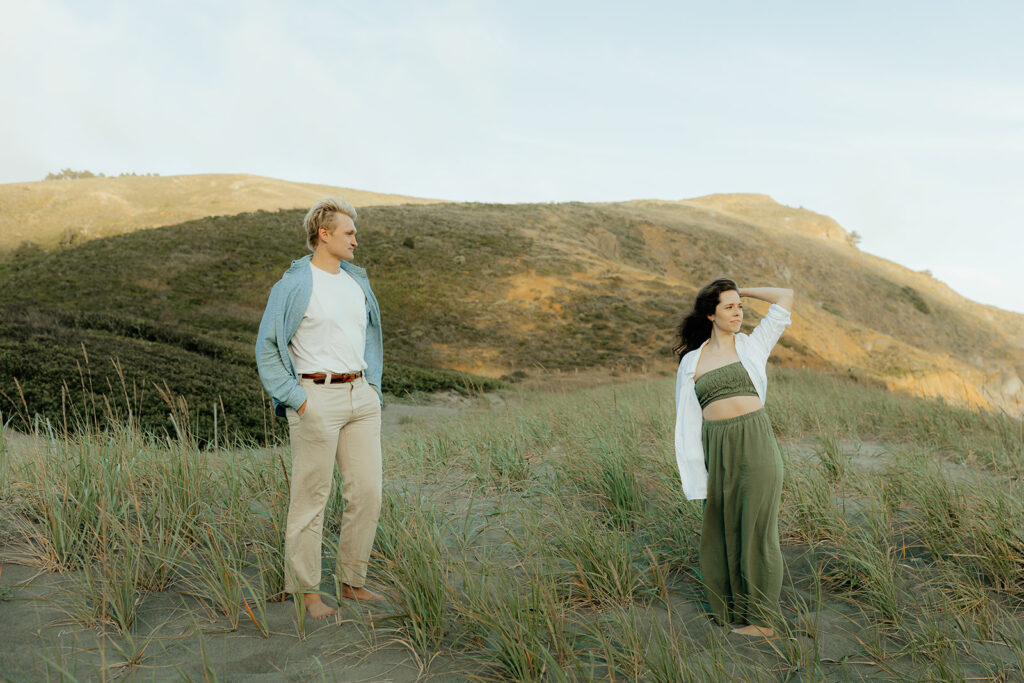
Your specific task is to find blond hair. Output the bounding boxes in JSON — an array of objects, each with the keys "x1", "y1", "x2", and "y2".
[{"x1": 304, "y1": 197, "x2": 357, "y2": 251}]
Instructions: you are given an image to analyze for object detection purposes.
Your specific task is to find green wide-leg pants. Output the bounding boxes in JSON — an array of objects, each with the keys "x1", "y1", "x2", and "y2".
[{"x1": 700, "y1": 408, "x2": 783, "y2": 626}]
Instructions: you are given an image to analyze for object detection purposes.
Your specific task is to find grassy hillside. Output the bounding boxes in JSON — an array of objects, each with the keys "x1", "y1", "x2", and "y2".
[
  {"x1": 0, "y1": 173, "x2": 440, "y2": 251},
  {"x1": 1, "y1": 198, "x2": 1022, "y2": 441}
]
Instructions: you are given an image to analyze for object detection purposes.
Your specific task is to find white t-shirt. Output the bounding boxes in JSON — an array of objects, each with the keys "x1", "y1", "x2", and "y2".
[{"x1": 288, "y1": 263, "x2": 368, "y2": 374}]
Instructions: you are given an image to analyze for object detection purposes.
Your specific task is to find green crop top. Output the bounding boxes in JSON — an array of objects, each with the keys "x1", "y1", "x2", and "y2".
[{"x1": 694, "y1": 362, "x2": 759, "y2": 410}]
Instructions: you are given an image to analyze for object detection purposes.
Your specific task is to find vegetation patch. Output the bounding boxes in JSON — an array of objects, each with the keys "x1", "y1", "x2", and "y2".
[{"x1": 0, "y1": 368, "x2": 1020, "y2": 679}]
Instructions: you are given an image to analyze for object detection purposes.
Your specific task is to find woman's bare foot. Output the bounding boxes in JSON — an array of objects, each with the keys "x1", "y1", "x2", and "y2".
[
  {"x1": 303, "y1": 593, "x2": 338, "y2": 619},
  {"x1": 732, "y1": 624, "x2": 775, "y2": 637},
  {"x1": 340, "y1": 583, "x2": 387, "y2": 602}
]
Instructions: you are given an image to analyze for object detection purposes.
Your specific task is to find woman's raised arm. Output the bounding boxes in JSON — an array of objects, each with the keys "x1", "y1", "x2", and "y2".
[{"x1": 738, "y1": 287, "x2": 794, "y2": 312}]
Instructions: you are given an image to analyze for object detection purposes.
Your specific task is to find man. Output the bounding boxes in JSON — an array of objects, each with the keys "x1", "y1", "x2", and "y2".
[{"x1": 255, "y1": 197, "x2": 385, "y2": 619}]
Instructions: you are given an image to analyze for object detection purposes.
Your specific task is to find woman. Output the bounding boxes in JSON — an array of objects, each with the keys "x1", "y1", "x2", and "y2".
[{"x1": 673, "y1": 278, "x2": 794, "y2": 637}]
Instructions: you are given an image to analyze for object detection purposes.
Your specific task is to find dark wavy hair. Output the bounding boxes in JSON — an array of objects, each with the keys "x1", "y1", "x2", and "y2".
[{"x1": 672, "y1": 278, "x2": 738, "y2": 360}]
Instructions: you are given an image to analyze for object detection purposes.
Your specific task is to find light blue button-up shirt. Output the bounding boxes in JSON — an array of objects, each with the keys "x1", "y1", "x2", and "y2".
[{"x1": 255, "y1": 254, "x2": 383, "y2": 417}]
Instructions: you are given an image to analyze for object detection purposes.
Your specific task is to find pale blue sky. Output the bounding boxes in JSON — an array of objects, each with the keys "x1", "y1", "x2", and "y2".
[{"x1": 2, "y1": 0, "x2": 1022, "y2": 312}]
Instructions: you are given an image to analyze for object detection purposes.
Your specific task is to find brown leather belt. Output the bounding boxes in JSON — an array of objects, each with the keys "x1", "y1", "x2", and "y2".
[{"x1": 300, "y1": 371, "x2": 363, "y2": 384}]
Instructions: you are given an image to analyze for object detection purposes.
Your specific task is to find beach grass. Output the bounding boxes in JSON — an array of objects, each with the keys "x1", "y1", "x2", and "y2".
[{"x1": 0, "y1": 366, "x2": 1021, "y2": 679}]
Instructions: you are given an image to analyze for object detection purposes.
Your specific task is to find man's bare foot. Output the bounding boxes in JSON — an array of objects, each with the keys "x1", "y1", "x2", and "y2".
[
  {"x1": 302, "y1": 593, "x2": 338, "y2": 619},
  {"x1": 731, "y1": 624, "x2": 775, "y2": 637},
  {"x1": 340, "y1": 583, "x2": 387, "y2": 602}
]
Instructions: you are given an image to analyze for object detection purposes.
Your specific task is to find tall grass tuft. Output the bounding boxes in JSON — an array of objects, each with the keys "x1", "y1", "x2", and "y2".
[
  {"x1": 961, "y1": 488, "x2": 1024, "y2": 598},
  {"x1": 781, "y1": 457, "x2": 849, "y2": 545},
  {"x1": 560, "y1": 428, "x2": 646, "y2": 530},
  {"x1": 818, "y1": 507, "x2": 905, "y2": 625},
  {"x1": 133, "y1": 513, "x2": 188, "y2": 593},
  {"x1": 404, "y1": 433, "x2": 461, "y2": 473},
  {"x1": 886, "y1": 456, "x2": 1024, "y2": 599},
  {"x1": 62, "y1": 522, "x2": 146, "y2": 635},
  {"x1": 469, "y1": 435, "x2": 531, "y2": 492},
  {"x1": 0, "y1": 413, "x2": 9, "y2": 493},
  {"x1": 375, "y1": 489, "x2": 451, "y2": 657},
  {"x1": 585, "y1": 605, "x2": 749, "y2": 682},
  {"x1": 594, "y1": 446, "x2": 645, "y2": 529},
  {"x1": 548, "y1": 501, "x2": 646, "y2": 607},
  {"x1": 151, "y1": 446, "x2": 208, "y2": 533},
  {"x1": 640, "y1": 482, "x2": 702, "y2": 573},
  {"x1": 455, "y1": 567, "x2": 573, "y2": 681},
  {"x1": 814, "y1": 433, "x2": 849, "y2": 482},
  {"x1": 15, "y1": 439, "x2": 135, "y2": 571},
  {"x1": 642, "y1": 617, "x2": 720, "y2": 682},
  {"x1": 177, "y1": 519, "x2": 250, "y2": 631}
]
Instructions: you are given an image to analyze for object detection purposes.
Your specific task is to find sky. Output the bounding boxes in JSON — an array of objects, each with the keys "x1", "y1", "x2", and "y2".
[{"x1": 2, "y1": 0, "x2": 1022, "y2": 312}]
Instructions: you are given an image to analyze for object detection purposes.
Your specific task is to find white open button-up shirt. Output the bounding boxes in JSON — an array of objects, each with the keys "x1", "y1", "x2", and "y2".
[{"x1": 673, "y1": 303, "x2": 792, "y2": 500}]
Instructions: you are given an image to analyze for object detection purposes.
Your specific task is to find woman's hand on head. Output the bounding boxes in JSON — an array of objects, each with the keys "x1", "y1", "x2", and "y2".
[{"x1": 738, "y1": 287, "x2": 794, "y2": 311}]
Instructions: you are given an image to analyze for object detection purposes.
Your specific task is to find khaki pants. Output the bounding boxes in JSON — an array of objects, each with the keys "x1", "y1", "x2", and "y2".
[{"x1": 284, "y1": 376, "x2": 382, "y2": 593}]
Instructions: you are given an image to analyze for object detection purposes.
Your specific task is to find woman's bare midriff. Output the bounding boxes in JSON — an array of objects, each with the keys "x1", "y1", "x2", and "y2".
[{"x1": 702, "y1": 395, "x2": 763, "y2": 421}]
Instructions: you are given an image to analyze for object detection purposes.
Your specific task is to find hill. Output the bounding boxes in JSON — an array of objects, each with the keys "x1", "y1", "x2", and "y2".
[
  {"x1": 0, "y1": 173, "x2": 440, "y2": 251},
  {"x1": 1, "y1": 195, "x2": 1021, "y2": 442},
  {"x1": 681, "y1": 193, "x2": 854, "y2": 244}
]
